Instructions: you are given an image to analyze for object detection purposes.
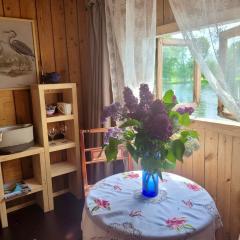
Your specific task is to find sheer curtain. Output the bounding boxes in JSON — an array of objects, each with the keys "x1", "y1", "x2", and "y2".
[
  {"x1": 169, "y1": 0, "x2": 240, "y2": 121},
  {"x1": 105, "y1": 0, "x2": 156, "y2": 102}
]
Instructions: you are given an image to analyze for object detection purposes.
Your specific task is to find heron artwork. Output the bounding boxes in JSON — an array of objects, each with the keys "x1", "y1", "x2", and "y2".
[
  {"x1": 4, "y1": 30, "x2": 35, "y2": 59},
  {"x1": 0, "y1": 29, "x2": 35, "y2": 77}
]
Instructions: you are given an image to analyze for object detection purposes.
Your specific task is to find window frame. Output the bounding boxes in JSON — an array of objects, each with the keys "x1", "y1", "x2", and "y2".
[
  {"x1": 217, "y1": 25, "x2": 240, "y2": 120},
  {"x1": 156, "y1": 37, "x2": 201, "y2": 105}
]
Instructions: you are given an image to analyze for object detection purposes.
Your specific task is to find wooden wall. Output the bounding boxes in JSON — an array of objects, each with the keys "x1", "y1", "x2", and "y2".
[
  {"x1": 174, "y1": 119, "x2": 240, "y2": 240},
  {"x1": 157, "y1": 0, "x2": 175, "y2": 26}
]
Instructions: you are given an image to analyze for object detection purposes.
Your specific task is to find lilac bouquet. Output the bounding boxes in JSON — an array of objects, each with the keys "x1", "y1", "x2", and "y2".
[{"x1": 101, "y1": 84, "x2": 199, "y2": 178}]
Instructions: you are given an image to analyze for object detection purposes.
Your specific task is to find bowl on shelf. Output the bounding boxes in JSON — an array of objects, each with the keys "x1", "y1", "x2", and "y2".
[
  {"x1": 41, "y1": 72, "x2": 61, "y2": 84},
  {"x1": 0, "y1": 124, "x2": 34, "y2": 154},
  {"x1": 46, "y1": 105, "x2": 56, "y2": 116}
]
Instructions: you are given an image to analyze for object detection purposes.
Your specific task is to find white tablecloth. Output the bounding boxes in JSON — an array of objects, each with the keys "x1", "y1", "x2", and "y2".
[{"x1": 81, "y1": 171, "x2": 222, "y2": 240}]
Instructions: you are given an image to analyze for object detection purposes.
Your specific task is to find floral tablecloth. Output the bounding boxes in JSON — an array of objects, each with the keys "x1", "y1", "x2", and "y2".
[{"x1": 81, "y1": 171, "x2": 222, "y2": 240}]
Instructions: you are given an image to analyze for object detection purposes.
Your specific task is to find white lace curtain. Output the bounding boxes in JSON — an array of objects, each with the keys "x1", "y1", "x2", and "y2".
[
  {"x1": 169, "y1": 0, "x2": 240, "y2": 121},
  {"x1": 105, "y1": 0, "x2": 156, "y2": 103}
]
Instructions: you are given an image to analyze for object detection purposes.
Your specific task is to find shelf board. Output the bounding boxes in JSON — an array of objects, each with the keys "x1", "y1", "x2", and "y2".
[
  {"x1": 46, "y1": 114, "x2": 74, "y2": 123},
  {"x1": 51, "y1": 161, "x2": 77, "y2": 178},
  {"x1": 0, "y1": 145, "x2": 44, "y2": 163},
  {"x1": 5, "y1": 178, "x2": 43, "y2": 202},
  {"x1": 37, "y1": 83, "x2": 76, "y2": 90},
  {"x1": 49, "y1": 139, "x2": 76, "y2": 152}
]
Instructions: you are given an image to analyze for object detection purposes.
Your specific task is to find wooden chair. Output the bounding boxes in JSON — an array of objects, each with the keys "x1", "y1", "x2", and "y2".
[{"x1": 80, "y1": 128, "x2": 133, "y2": 196}]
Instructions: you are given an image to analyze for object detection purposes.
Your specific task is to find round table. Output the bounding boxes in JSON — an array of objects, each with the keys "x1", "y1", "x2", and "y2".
[{"x1": 81, "y1": 171, "x2": 222, "y2": 240}]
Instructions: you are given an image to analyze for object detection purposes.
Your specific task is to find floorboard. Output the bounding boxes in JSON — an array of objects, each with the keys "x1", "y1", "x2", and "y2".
[{"x1": 0, "y1": 193, "x2": 84, "y2": 240}]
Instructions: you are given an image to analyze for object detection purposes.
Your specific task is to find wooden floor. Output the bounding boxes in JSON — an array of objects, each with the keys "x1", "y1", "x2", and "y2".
[{"x1": 0, "y1": 193, "x2": 84, "y2": 240}]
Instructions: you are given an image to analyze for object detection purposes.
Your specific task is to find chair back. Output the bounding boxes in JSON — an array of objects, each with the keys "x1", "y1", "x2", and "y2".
[{"x1": 80, "y1": 128, "x2": 133, "y2": 196}]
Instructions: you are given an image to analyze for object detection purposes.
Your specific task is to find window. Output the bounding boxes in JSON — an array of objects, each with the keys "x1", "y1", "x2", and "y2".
[{"x1": 156, "y1": 32, "x2": 231, "y2": 120}]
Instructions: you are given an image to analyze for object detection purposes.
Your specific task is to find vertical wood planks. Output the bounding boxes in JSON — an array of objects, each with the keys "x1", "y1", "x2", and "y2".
[
  {"x1": 13, "y1": 90, "x2": 32, "y2": 124},
  {"x1": 157, "y1": 0, "x2": 164, "y2": 26},
  {"x1": 36, "y1": 0, "x2": 55, "y2": 73},
  {"x1": 230, "y1": 137, "x2": 240, "y2": 240},
  {"x1": 0, "y1": 0, "x2": 4, "y2": 16},
  {"x1": 181, "y1": 155, "x2": 193, "y2": 180},
  {"x1": 19, "y1": 0, "x2": 36, "y2": 19},
  {"x1": 204, "y1": 130, "x2": 219, "y2": 201},
  {"x1": 217, "y1": 134, "x2": 232, "y2": 240},
  {"x1": 163, "y1": 0, "x2": 175, "y2": 25},
  {"x1": 0, "y1": 91, "x2": 16, "y2": 126},
  {"x1": 51, "y1": 0, "x2": 69, "y2": 82},
  {"x1": 2, "y1": 0, "x2": 20, "y2": 17},
  {"x1": 192, "y1": 128, "x2": 205, "y2": 186},
  {"x1": 64, "y1": 0, "x2": 81, "y2": 84},
  {"x1": 64, "y1": 0, "x2": 83, "y2": 127}
]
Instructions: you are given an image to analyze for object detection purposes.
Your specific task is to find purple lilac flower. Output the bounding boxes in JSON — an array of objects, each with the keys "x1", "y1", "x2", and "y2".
[
  {"x1": 101, "y1": 102, "x2": 123, "y2": 123},
  {"x1": 123, "y1": 87, "x2": 138, "y2": 112},
  {"x1": 150, "y1": 99, "x2": 166, "y2": 115},
  {"x1": 145, "y1": 113, "x2": 173, "y2": 141},
  {"x1": 176, "y1": 106, "x2": 194, "y2": 115},
  {"x1": 104, "y1": 127, "x2": 122, "y2": 145},
  {"x1": 139, "y1": 84, "x2": 154, "y2": 107}
]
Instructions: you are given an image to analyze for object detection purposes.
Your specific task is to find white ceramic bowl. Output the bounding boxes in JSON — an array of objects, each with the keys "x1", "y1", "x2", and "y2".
[{"x1": 0, "y1": 124, "x2": 34, "y2": 154}]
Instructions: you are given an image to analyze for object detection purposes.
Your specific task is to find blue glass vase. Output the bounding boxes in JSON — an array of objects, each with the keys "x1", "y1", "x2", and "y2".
[{"x1": 142, "y1": 170, "x2": 159, "y2": 198}]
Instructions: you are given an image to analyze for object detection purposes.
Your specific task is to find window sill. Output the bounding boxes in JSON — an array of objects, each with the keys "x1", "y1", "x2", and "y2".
[{"x1": 191, "y1": 116, "x2": 240, "y2": 136}]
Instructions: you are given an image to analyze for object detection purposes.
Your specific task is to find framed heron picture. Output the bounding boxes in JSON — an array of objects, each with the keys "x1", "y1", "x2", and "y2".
[{"x1": 0, "y1": 17, "x2": 39, "y2": 89}]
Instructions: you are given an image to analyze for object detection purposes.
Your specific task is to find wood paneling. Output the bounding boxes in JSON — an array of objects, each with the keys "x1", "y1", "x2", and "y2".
[
  {"x1": 163, "y1": 0, "x2": 175, "y2": 24},
  {"x1": 51, "y1": 0, "x2": 69, "y2": 82},
  {"x1": 3, "y1": 0, "x2": 20, "y2": 17},
  {"x1": 0, "y1": 91, "x2": 16, "y2": 126},
  {"x1": 172, "y1": 119, "x2": 240, "y2": 240},
  {"x1": 157, "y1": 0, "x2": 164, "y2": 26},
  {"x1": 157, "y1": 0, "x2": 178, "y2": 35}
]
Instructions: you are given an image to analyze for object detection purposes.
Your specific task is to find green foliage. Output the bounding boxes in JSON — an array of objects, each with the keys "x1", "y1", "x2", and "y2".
[
  {"x1": 179, "y1": 113, "x2": 191, "y2": 126},
  {"x1": 126, "y1": 143, "x2": 138, "y2": 163},
  {"x1": 169, "y1": 111, "x2": 191, "y2": 127},
  {"x1": 105, "y1": 137, "x2": 122, "y2": 162},
  {"x1": 163, "y1": 90, "x2": 177, "y2": 111},
  {"x1": 120, "y1": 119, "x2": 141, "y2": 128},
  {"x1": 123, "y1": 130, "x2": 135, "y2": 141},
  {"x1": 180, "y1": 130, "x2": 199, "y2": 142},
  {"x1": 171, "y1": 139, "x2": 185, "y2": 161},
  {"x1": 163, "y1": 89, "x2": 175, "y2": 104}
]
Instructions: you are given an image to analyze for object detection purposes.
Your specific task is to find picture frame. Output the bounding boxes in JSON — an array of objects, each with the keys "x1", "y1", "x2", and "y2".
[{"x1": 0, "y1": 17, "x2": 39, "y2": 90}]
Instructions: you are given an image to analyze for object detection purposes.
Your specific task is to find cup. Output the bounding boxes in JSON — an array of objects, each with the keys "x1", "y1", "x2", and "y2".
[{"x1": 57, "y1": 102, "x2": 72, "y2": 115}]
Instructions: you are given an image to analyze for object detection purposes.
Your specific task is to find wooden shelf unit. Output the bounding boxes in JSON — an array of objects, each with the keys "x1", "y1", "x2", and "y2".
[
  {"x1": 49, "y1": 139, "x2": 76, "y2": 153},
  {"x1": 51, "y1": 161, "x2": 77, "y2": 178},
  {"x1": 0, "y1": 146, "x2": 48, "y2": 228},
  {"x1": 46, "y1": 114, "x2": 74, "y2": 123},
  {"x1": 31, "y1": 83, "x2": 81, "y2": 211}
]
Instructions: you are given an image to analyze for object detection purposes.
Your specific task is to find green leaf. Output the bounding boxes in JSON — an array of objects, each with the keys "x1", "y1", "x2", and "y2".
[
  {"x1": 172, "y1": 139, "x2": 185, "y2": 161},
  {"x1": 126, "y1": 143, "x2": 138, "y2": 163},
  {"x1": 105, "y1": 137, "x2": 121, "y2": 161},
  {"x1": 163, "y1": 89, "x2": 174, "y2": 104},
  {"x1": 169, "y1": 111, "x2": 181, "y2": 120},
  {"x1": 161, "y1": 159, "x2": 176, "y2": 169},
  {"x1": 166, "y1": 149, "x2": 176, "y2": 164},
  {"x1": 123, "y1": 130, "x2": 135, "y2": 141},
  {"x1": 181, "y1": 130, "x2": 199, "y2": 140},
  {"x1": 179, "y1": 113, "x2": 191, "y2": 126},
  {"x1": 119, "y1": 119, "x2": 141, "y2": 128}
]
